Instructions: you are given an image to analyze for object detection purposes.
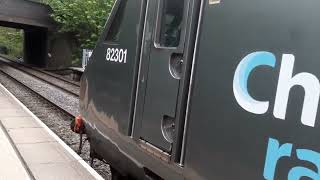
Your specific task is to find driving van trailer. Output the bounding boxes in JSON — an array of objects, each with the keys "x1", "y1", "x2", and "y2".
[{"x1": 79, "y1": 0, "x2": 320, "y2": 179}]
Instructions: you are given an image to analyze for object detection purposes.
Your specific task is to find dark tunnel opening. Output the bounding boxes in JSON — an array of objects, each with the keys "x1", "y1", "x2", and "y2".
[{"x1": 0, "y1": 23, "x2": 48, "y2": 67}]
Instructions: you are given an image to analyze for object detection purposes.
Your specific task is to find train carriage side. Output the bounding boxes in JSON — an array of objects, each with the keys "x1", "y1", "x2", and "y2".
[
  {"x1": 80, "y1": 0, "x2": 201, "y2": 179},
  {"x1": 80, "y1": 0, "x2": 320, "y2": 179},
  {"x1": 184, "y1": 0, "x2": 320, "y2": 179}
]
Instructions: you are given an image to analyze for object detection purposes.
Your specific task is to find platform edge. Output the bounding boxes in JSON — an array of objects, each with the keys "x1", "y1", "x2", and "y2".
[{"x1": 0, "y1": 83, "x2": 104, "y2": 180}]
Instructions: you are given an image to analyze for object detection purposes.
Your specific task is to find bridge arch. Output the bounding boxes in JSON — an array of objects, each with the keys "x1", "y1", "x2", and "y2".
[{"x1": 0, "y1": 0, "x2": 56, "y2": 66}]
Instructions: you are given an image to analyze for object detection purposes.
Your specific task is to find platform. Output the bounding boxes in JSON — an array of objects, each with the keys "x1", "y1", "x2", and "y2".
[
  {"x1": 69, "y1": 67, "x2": 85, "y2": 73},
  {"x1": 0, "y1": 83, "x2": 103, "y2": 180}
]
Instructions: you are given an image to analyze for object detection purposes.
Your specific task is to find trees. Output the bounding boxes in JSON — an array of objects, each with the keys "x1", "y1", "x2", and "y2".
[
  {"x1": 0, "y1": 27, "x2": 23, "y2": 58},
  {"x1": 44, "y1": 0, "x2": 114, "y2": 49},
  {"x1": 42, "y1": 0, "x2": 114, "y2": 62}
]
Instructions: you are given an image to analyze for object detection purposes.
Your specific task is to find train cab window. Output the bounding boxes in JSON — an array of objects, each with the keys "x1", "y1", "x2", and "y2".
[
  {"x1": 158, "y1": 0, "x2": 184, "y2": 47},
  {"x1": 106, "y1": 0, "x2": 128, "y2": 42}
]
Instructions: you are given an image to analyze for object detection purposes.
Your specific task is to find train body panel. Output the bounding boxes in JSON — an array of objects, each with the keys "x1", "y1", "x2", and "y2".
[{"x1": 80, "y1": 0, "x2": 320, "y2": 179}]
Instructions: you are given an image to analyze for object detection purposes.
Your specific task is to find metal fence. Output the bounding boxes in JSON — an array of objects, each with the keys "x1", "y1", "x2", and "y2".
[{"x1": 82, "y1": 49, "x2": 93, "y2": 69}]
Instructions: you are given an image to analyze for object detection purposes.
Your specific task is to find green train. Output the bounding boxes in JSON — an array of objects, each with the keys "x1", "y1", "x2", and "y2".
[{"x1": 78, "y1": 0, "x2": 320, "y2": 179}]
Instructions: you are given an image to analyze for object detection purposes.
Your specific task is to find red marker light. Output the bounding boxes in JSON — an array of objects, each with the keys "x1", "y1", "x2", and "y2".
[{"x1": 74, "y1": 115, "x2": 84, "y2": 133}]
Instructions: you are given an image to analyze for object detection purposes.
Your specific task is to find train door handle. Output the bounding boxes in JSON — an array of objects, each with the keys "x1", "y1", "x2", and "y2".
[
  {"x1": 161, "y1": 115, "x2": 175, "y2": 144},
  {"x1": 169, "y1": 54, "x2": 183, "y2": 80}
]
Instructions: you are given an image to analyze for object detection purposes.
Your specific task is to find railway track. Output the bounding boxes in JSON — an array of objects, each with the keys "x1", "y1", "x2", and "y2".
[
  {"x1": 0, "y1": 57, "x2": 111, "y2": 179},
  {"x1": 0, "y1": 58, "x2": 79, "y2": 117},
  {"x1": 0, "y1": 57, "x2": 80, "y2": 97}
]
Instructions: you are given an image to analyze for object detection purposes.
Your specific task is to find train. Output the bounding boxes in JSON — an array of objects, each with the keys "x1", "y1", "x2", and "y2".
[{"x1": 74, "y1": 0, "x2": 320, "y2": 179}]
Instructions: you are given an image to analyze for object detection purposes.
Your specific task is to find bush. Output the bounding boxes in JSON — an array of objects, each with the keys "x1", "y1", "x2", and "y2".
[
  {"x1": 0, "y1": 27, "x2": 23, "y2": 58},
  {"x1": 42, "y1": 0, "x2": 115, "y2": 63},
  {"x1": 43, "y1": 0, "x2": 114, "y2": 49}
]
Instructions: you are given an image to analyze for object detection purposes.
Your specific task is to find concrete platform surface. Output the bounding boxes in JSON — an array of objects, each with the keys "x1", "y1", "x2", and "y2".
[
  {"x1": 0, "y1": 123, "x2": 31, "y2": 180},
  {"x1": 0, "y1": 83, "x2": 103, "y2": 180}
]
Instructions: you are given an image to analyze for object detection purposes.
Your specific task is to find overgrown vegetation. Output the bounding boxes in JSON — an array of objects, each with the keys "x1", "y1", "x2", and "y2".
[
  {"x1": 0, "y1": 1, "x2": 114, "y2": 64},
  {"x1": 0, "y1": 27, "x2": 23, "y2": 58},
  {"x1": 42, "y1": 0, "x2": 115, "y2": 63}
]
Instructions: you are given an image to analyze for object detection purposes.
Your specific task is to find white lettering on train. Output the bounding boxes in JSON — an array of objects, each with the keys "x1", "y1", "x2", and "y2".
[{"x1": 106, "y1": 48, "x2": 128, "y2": 63}]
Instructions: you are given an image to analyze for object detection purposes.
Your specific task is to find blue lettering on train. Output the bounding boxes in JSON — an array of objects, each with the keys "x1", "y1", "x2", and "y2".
[
  {"x1": 264, "y1": 138, "x2": 320, "y2": 180},
  {"x1": 233, "y1": 52, "x2": 320, "y2": 179}
]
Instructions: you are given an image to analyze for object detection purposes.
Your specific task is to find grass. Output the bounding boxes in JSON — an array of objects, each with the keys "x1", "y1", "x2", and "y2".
[{"x1": 0, "y1": 27, "x2": 23, "y2": 59}]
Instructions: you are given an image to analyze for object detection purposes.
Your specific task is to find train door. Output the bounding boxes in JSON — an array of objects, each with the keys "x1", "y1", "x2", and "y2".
[{"x1": 132, "y1": 0, "x2": 199, "y2": 156}]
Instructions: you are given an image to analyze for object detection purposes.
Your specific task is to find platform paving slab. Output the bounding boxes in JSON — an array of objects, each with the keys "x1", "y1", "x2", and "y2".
[
  {"x1": 1, "y1": 116, "x2": 41, "y2": 129},
  {"x1": 29, "y1": 161, "x2": 96, "y2": 180},
  {"x1": 0, "y1": 124, "x2": 31, "y2": 180},
  {"x1": 8, "y1": 128, "x2": 56, "y2": 144},
  {"x1": 16, "y1": 142, "x2": 76, "y2": 164}
]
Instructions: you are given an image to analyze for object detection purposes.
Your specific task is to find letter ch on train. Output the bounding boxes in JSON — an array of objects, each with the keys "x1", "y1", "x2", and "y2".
[{"x1": 233, "y1": 51, "x2": 320, "y2": 127}]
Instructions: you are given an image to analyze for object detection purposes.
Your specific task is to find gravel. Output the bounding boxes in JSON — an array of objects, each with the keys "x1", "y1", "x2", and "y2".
[
  {"x1": 0, "y1": 57, "x2": 80, "y2": 95},
  {"x1": 0, "y1": 62, "x2": 79, "y2": 116},
  {"x1": 0, "y1": 71, "x2": 111, "y2": 179}
]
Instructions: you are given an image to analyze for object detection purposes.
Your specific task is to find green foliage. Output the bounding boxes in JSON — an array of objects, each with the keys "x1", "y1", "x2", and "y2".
[
  {"x1": 43, "y1": 0, "x2": 115, "y2": 49},
  {"x1": 0, "y1": 27, "x2": 23, "y2": 58}
]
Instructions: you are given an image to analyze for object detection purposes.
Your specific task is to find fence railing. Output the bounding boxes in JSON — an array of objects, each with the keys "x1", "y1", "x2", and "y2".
[{"x1": 82, "y1": 49, "x2": 93, "y2": 69}]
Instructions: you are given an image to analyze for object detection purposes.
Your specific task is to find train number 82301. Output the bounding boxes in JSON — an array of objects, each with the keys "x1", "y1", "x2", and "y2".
[{"x1": 106, "y1": 48, "x2": 128, "y2": 63}]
